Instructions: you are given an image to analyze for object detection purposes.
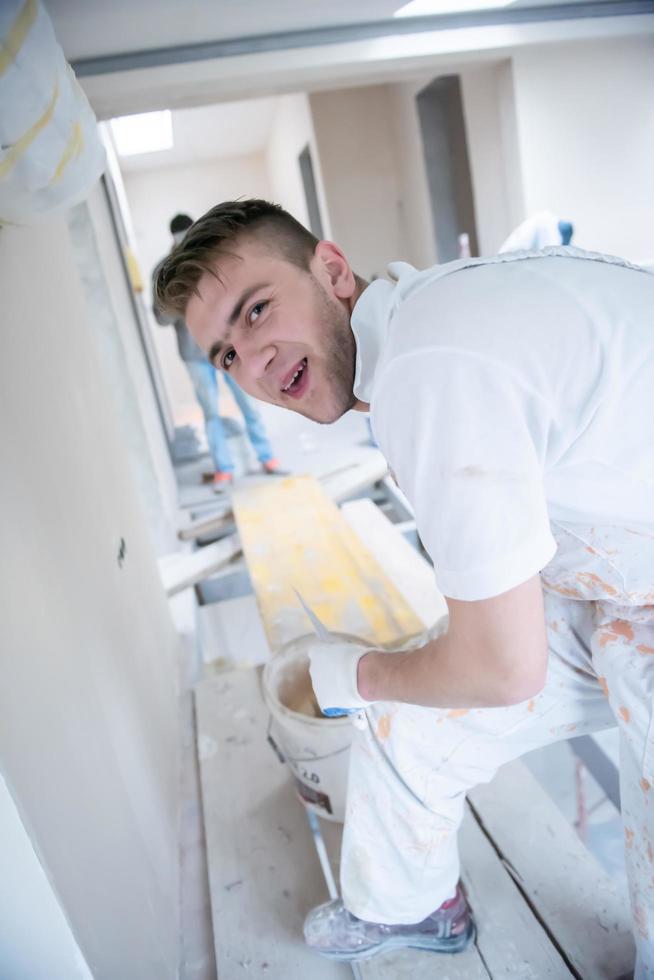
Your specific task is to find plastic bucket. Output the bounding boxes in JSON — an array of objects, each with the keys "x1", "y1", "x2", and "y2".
[{"x1": 262, "y1": 632, "x2": 362, "y2": 822}]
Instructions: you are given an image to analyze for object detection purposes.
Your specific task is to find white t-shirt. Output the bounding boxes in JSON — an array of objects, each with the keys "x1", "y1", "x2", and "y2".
[{"x1": 350, "y1": 248, "x2": 654, "y2": 601}]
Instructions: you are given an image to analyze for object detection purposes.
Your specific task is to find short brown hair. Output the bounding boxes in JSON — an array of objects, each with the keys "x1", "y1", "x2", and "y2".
[{"x1": 154, "y1": 199, "x2": 319, "y2": 317}]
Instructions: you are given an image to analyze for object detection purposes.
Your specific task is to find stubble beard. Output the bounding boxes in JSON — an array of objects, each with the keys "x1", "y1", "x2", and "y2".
[{"x1": 312, "y1": 280, "x2": 357, "y2": 424}]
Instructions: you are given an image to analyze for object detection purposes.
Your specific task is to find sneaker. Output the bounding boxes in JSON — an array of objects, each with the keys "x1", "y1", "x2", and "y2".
[
  {"x1": 212, "y1": 471, "x2": 233, "y2": 493},
  {"x1": 303, "y1": 885, "x2": 474, "y2": 961},
  {"x1": 261, "y1": 458, "x2": 289, "y2": 476}
]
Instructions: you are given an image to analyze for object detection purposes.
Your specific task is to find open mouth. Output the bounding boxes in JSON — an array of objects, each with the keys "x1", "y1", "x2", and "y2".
[{"x1": 281, "y1": 357, "x2": 308, "y2": 400}]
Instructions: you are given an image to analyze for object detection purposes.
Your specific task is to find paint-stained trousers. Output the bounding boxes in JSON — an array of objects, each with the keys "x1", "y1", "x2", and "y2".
[{"x1": 341, "y1": 523, "x2": 654, "y2": 977}]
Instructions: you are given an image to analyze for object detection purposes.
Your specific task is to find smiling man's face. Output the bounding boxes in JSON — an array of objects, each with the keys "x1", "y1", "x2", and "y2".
[{"x1": 185, "y1": 237, "x2": 361, "y2": 423}]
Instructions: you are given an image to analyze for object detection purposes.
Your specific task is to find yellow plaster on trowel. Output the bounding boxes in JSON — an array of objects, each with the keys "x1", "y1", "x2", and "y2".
[{"x1": 233, "y1": 475, "x2": 423, "y2": 653}]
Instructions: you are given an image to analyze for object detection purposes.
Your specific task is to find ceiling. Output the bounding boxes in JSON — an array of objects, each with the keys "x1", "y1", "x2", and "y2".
[
  {"x1": 114, "y1": 98, "x2": 278, "y2": 172},
  {"x1": 46, "y1": 0, "x2": 601, "y2": 63},
  {"x1": 96, "y1": 0, "x2": 651, "y2": 174},
  {"x1": 44, "y1": 0, "x2": 654, "y2": 121}
]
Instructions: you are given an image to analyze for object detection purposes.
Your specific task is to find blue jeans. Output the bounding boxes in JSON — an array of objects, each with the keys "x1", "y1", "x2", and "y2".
[{"x1": 185, "y1": 359, "x2": 274, "y2": 474}]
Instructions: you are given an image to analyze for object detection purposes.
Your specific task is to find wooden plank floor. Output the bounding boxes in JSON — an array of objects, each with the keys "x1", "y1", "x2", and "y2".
[
  {"x1": 469, "y1": 766, "x2": 634, "y2": 978},
  {"x1": 195, "y1": 669, "x2": 350, "y2": 980}
]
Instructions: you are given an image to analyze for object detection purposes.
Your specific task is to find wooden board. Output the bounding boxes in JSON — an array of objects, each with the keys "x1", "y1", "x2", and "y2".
[
  {"x1": 458, "y1": 805, "x2": 574, "y2": 979},
  {"x1": 232, "y1": 476, "x2": 423, "y2": 652},
  {"x1": 340, "y1": 498, "x2": 448, "y2": 630},
  {"x1": 195, "y1": 668, "x2": 350, "y2": 979},
  {"x1": 319, "y1": 453, "x2": 388, "y2": 504},
  {"x1": 469, "y1": 762, "x2": 635, "y2": 979},
  {"x1": 179, "y1": 453, "x2": 388, "y2": 543},
  {"x1": 158, "y1": 536, "x2": 241, "y2": 596},
  {"x1": 178, "y1": 511, "x2": 235, "y2": 542}
]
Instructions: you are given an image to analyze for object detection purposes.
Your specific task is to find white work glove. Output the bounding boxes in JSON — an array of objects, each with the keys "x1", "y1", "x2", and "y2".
[{"x1": 307, "y1": 638, "x2": 375, "y2": 717}]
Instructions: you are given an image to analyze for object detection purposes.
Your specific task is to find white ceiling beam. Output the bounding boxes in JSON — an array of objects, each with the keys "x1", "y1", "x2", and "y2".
[
  {"x1": 76, "y1": 9, "x2": 654, "y2": 120},
  {"x1": 72, "y1": 2, "x2": 653, "y2": 77}
]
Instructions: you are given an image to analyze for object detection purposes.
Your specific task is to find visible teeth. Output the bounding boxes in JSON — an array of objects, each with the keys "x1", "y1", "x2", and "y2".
[{"x1": 283, "y1": 363, "x2": 304, "y2": 392}]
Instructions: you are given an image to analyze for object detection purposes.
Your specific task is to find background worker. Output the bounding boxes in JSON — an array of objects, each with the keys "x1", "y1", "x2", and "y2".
[
  {"x1": 153, "y1": 213, "x2": 283, "y2": 491},
  {"x1": 499, "y1": 208, "x2": 574, "y2": 252},
  {"x1": 155, "y1": 200, "x2": 654, "y2": 976}
]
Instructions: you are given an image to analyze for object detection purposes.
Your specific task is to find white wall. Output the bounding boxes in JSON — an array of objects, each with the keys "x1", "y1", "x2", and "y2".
[
  {"x1": 311, "y1": 73, "x2": 510, "y2": 271},
  {"x1": 0, "y1": 216, "x2": 180, "y2": 979},
  {"x1": 310, "y1": 85, "x2": 405, "y2": 280},
  {"x1": 68, "y1": 184, "x2": 179, "y2": 556},
  {"x1": 123, "y1": 154, "x2": 273, "y2": 422},
  {"x1": 386, "y1": 64, "x2": 523, "y2": 262},
  {"x1": 353, "y1": 36, "x2": 654, "y2": 265},
  {"x1": 495, "y1": 58, "x2": 526, "y2": 238},
  {"x1": 265, "y1": 92, "x2": 331, "y2": 234},
  {"x1": 315, "y1": 71, "x2": 516, "y2": 270},
  {"x1": 460, "y1": 62, "x2": 518, "y2": 255},
  {"x1": 386, "y1": 77, "x2": 437, "y2": 270},
  {"x1": 511, "y1": 35, "x2": 654, "y2": 262},
  {"x1": 0, "y1": 773, "x2": 92, "y2": 980}
]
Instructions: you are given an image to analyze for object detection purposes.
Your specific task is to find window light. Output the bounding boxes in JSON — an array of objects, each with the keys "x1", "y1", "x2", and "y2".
[{"x1": 110, "y1": 110, "x2": 174, "y2": 157}]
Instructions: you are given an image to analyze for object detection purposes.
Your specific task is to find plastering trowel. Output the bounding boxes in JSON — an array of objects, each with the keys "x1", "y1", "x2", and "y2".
[{"x1": 293, "y1": 588, "x2": 360, "y2": 718}]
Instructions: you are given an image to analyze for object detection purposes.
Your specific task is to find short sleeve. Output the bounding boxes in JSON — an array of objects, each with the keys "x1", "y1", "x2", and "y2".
[{"x1": 372, "y1": 350, "x2": 556, "y2": 600}]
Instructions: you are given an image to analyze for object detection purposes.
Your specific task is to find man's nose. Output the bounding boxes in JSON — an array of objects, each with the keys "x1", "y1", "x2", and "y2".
[{"x1": 236, "y1": 339, "x2": 276, "y2": 381}]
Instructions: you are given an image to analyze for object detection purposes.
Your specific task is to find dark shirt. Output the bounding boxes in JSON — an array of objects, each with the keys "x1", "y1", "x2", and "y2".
[{"x1": 152, "y1": 259, "x2": 205, "y2": 363}]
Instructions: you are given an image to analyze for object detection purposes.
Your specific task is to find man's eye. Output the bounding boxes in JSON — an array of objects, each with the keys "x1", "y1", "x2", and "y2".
[
  {"x1": 249, "y1": 301, "x2": 267, "y2": 324},
  {"x1": 222, "y1": 349, "x2": 236, "y2": 370}
]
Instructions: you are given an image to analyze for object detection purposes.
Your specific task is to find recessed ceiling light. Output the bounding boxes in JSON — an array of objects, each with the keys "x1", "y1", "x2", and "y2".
[
  {"x1": 110, "y1": 110, "x2": 174, "y2": 157},
  {"x1": 395, "y1": 0, "x2": 515, "y2": 17}
]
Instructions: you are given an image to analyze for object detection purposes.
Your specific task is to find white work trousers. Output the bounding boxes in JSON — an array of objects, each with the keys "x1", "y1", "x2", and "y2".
[{"x1": 341, "y1": 523, "x2": 654, "y2": 976}]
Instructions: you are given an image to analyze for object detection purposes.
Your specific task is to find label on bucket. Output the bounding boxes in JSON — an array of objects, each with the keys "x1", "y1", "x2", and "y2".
[{"x1": 293, "y1": 776, "x2": 333, "y2": 816}]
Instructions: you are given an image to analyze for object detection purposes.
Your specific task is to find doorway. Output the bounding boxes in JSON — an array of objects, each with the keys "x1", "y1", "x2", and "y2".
[
  {"x1": 298, "y1": 144, "x2": 325, "y2": 239},
  {"x1": 416, "y1": 74, "x2": 479, "y2": 262}
]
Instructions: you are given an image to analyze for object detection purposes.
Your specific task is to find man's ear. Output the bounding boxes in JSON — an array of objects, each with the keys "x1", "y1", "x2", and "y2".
[{"x1": 313, "y1": 241, "x2": 356, "y2": 299}]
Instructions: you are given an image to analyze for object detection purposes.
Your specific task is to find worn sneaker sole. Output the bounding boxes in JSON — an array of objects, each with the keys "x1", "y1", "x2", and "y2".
[{"x1": 313, "y1": 918, "x2": 476, "y2": 962}]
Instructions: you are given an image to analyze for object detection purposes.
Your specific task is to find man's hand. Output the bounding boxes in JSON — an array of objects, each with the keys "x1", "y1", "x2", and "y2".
[{"x1": 308, "y1": 639, "x2": 375, "y2": 716}]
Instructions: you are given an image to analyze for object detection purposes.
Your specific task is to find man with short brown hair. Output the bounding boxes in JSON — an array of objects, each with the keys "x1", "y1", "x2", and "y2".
[
  {"x1": 154, "y1": 210, "x2": 284, "y2": 490},
  {"x1": 156, "y1": 200, "x2": 654, "y2": 973}
]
